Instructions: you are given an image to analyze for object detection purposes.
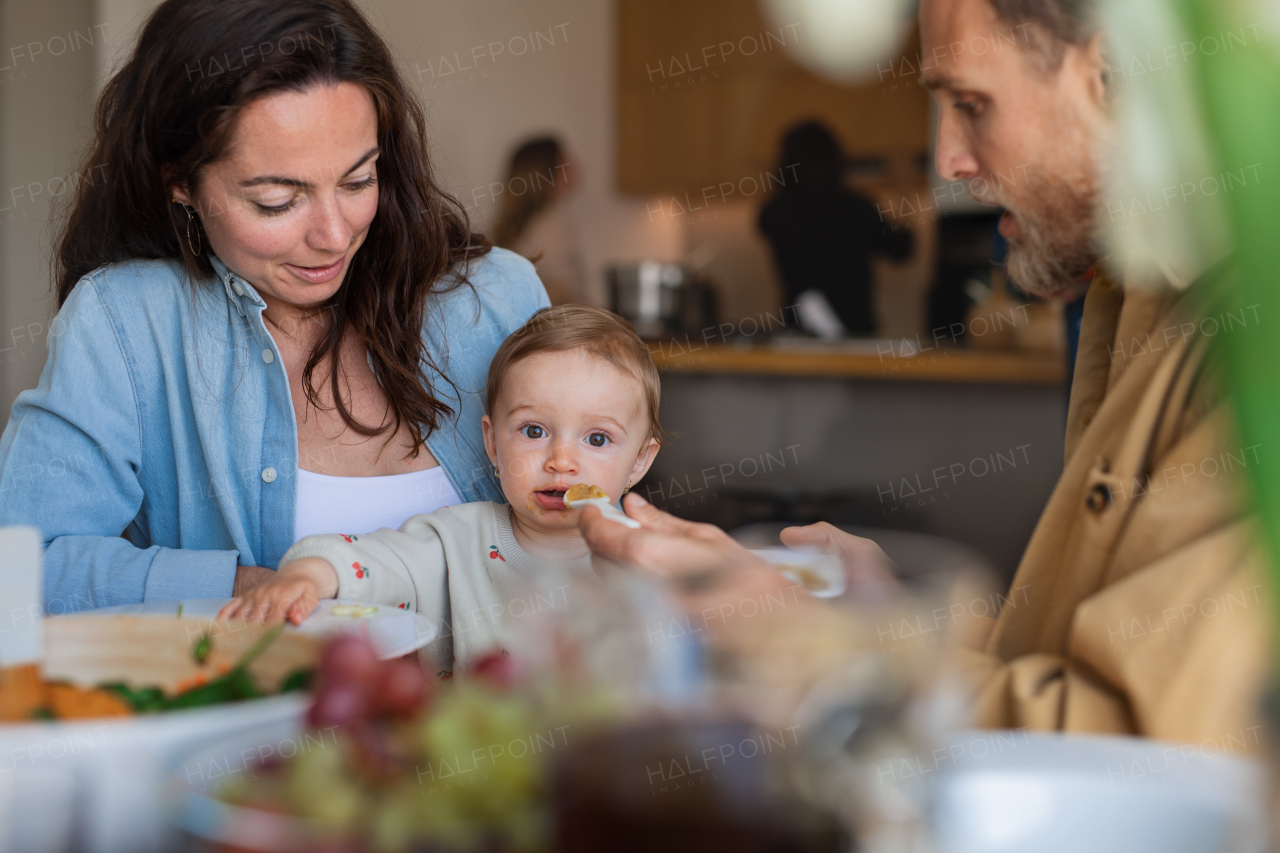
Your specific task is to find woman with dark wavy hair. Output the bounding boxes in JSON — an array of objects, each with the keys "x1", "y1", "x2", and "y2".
[{"x1": 0, "y1": 0, "x2": 548, "y2": 611}]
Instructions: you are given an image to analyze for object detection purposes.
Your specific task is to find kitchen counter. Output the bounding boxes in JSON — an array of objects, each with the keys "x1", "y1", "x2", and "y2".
[
  {"x1": 641, "y1": 338, "x2": 1069, "y2": 580},
  {"x1": 649, "y1": 339, "x2": 1066, "y2": 385}
]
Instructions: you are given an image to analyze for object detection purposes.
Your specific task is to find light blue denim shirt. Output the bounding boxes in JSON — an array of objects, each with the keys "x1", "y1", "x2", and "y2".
[{"x1": 0, "y1": 248, "x2": 548, "y2": 613}]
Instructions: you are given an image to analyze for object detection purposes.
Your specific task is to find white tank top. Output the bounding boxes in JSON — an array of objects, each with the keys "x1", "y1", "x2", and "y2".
[{"x1": 293, "y1": 466, "x2": 463, "y2": 543}]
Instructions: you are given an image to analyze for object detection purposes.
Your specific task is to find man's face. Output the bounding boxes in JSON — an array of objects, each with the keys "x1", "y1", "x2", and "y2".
[{"x1": 920, "y1": 0, "x2": 1108, "y2": 296}]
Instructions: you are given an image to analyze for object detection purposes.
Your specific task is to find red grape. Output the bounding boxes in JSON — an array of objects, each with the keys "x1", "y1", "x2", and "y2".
[
  {"x1": 308, "y1": 681, "x2": 367, "y2": 729},
  {"x1": 320, "y1": 636, "x2": 379, "y2": 687},
  {"x1": 470, "y1": 650, "x2": 519, "y2": 691},
  {"x1": 371, "y1": 657, "x2": 430, "y2": 718}
]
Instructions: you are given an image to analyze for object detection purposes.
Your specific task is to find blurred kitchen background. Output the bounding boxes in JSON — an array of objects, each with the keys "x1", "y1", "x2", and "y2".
[{"x1": 0, "y1": 0, "x2": 1073, "y2": 581}]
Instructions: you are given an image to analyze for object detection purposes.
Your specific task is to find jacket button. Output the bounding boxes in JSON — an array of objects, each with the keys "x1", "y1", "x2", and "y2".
[
  {"x1": 1085, "y1": 483, "x2": 1111, "y2": 513},
  {"x1": 261, "y1": 467, "x2": 277, "y2": 484},
  {"x1": 261, "y1": 349, "x2": 275, "y2": 364}
]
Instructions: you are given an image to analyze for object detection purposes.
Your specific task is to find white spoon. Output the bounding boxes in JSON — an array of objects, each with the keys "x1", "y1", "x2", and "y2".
[{"x1": 565, "y1": 489, "x2": 642, "y2": 528}]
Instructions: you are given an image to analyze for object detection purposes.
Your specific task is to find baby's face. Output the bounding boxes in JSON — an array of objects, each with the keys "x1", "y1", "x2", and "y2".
[{"x1": 482, "y1": 350, "x2": 659, "y2": 532}]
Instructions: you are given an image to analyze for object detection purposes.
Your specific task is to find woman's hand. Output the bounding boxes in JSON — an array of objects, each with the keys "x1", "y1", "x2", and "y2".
[
  {"x1": 218, "y1": 558, "x2": 339, "y2": 625},
  {"x1": 779, "y1": 522, "x2": 900, "y2": 595},
  {"x1": 232, "y1": 565, "x2": 277, "y2": 597}
]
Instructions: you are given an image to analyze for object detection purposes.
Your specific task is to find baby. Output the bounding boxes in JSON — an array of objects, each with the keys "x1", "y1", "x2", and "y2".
[{"x1": 220, "y1": 304, "x2": 664, "y2": 675}]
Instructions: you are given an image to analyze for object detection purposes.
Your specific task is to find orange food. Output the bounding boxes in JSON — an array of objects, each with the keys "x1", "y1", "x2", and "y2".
[
  {"x1": 565, "y1": 483, "x2": 607, "y2": 502},
  {"x1": 0, "y1": 664, "x2": 46, "y2": 722},
  {"x1": 47, "y1": 683, "x2": 131, "y2": 719},
  {"x1": 1, "y1": 665, "x2": 134, "y2": 721},
  {"x1": 174, "y1": 671, "x2": 210, "y2": 693}
]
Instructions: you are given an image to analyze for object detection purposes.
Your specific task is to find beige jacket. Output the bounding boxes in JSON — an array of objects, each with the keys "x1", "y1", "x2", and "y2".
[{"x1": 956, "y1": 268, "x2": 1271, "y2": 747}]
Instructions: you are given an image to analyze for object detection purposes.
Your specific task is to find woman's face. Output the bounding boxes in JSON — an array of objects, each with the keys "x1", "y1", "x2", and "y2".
[{"x1": 172, "y1": 82, "x2": 380, "y2": 311}]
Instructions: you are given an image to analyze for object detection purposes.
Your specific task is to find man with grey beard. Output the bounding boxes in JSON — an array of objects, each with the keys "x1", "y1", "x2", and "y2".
[
  {"x1": 905, "y1": 0, "x2": 1266, "y2": 742},
  {"x1": 581, "y1": 0, "x2": 1268, "y2": 746}
]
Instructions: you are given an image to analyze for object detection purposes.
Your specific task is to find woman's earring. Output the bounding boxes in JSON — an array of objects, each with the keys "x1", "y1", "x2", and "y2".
[
  {"x1": 622, "y1": 482, "x2": 631, "y2": 495},
  {"x1": 494, "y1": 464, "x2": 501, "y2": 477},
  {"x1": 183, "y1": 204, "x2": 202, "y2": 256}
]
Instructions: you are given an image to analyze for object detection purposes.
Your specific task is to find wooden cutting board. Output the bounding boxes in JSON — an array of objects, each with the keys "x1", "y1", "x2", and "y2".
[{"x1": 43, "y1": 615, "x2": 320, "y2": 694}]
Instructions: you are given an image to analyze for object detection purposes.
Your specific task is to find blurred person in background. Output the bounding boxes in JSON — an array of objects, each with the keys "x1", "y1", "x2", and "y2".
[
  {"x1": 758, "y1": 120, "x2": 913, "y2": 337},
  {"x1": 491, "y1": 136, "x2": 588, "y2": 306},
  {"x1": 583, "y1": 0, "x2": 1270, "y2": 747}
]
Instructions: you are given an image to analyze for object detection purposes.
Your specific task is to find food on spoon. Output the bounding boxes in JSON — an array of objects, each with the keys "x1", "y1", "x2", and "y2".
[
  {"x1": 778, "y1": 565, "x2": 830, "y2": 593},
  {"x1": 565, "y1": 483, "x2": 608, "y2": 503},
  {"x1": 565, "y1": 483, "x2": 641, "y2": 528}
]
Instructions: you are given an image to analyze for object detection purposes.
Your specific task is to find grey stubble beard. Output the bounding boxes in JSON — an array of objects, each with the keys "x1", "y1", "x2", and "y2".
[{"x1": 981, "y1": 112, "x2": 1106, "y2": 298}]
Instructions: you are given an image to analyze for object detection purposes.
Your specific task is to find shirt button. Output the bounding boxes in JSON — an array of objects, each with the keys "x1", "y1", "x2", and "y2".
[
  {"x1": 261, "y1": 467, "x2": 277, "y2": 484},
  {"x1": 1085, "y1": 483, "x2": 1111, "y2": 513},
  {"x1": 231, "y1": 281, "x2": 244, "y2": 296},
  {"x1": 262, "y1": 349, "x2": 275, "y2": 364}
]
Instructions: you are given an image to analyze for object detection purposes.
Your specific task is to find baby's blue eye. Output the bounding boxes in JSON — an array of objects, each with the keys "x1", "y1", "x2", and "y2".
[
  {"x1": 587, "y1": 433, "x2": 609, "y2": 448},
  {"x1": 521, "y1": 425, "x2": 545, "y2": 439}
]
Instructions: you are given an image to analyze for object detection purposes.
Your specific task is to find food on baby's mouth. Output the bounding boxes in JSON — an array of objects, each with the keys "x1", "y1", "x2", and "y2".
[{"x1": 565, "y1": 483, "x2": 608, "y2": 503}]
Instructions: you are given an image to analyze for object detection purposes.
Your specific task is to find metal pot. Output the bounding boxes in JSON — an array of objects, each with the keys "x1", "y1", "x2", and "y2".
[{"x1": 608, "y1": 262, "x2": 716, "y2": 340}]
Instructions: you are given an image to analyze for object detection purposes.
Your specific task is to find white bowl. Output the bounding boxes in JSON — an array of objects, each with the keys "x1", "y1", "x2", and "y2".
[
  {"x1": 925, "y1": 730, "x2": 1267, "y2": 853},
  {"x1": 0, "y1": 694, "x2": 307, "y2": 853}
]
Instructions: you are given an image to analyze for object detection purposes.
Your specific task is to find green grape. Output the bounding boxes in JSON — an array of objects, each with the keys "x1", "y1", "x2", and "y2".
[
  {"x1": 412, "y1": 685, "x2": 549, "y2": 845},
  {"x1": 287, "y1": 738, "x2": 367, "y2": 829},
  {"x1": 402, "y1": 783, "x2": 481, "y2": 852}
]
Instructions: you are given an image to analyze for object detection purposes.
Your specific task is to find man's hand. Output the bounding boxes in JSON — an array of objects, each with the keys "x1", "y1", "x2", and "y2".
[
  {"x1": 780, "y1": 522, "x2": 899, "y2": 595},
  {"x1": 578, "y1": 493, "x2": 795, "y2": 610},
  {"x1": 219, "y1": 558, "x2": 339, "y2": 625},
  {"x1": 579, "y1": 493, "x2": 758, "y2": 579}
]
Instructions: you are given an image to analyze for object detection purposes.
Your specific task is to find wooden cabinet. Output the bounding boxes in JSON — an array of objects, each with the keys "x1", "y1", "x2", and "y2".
[{"x1": 616, "y1": 0, "x2": 930, "y2": 195}]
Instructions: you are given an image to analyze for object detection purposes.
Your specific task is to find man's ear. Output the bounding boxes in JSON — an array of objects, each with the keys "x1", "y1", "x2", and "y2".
[
  {"x1": 1081, "y1": 30, "x2": 1112, "y2": 108},
  {"x1": 481, "y1": 415, "x2": 498, "y2": 467},
  {"x1": 629, "y1": 438, "x2": 660, "y2": 487}
]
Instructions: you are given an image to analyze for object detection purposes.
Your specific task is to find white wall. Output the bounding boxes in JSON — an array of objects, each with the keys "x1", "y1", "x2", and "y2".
[
  {"x1": 0, "y1": 0, "x2": 100, "y2": 416},
  {"x1": 359, "y1": 0, "x2": 682, "y2": 306},
  {"x1": 93, "y1": 0, "x2": 159, "y2": 92}
]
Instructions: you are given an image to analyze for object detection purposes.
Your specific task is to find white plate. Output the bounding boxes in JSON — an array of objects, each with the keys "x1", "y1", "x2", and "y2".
[
  {"x1": 89, "y1": 598, "x2": 437, "y2": 660},
  {"x1": 750, "y1": 549, "x2": 846, "y2": 598}
]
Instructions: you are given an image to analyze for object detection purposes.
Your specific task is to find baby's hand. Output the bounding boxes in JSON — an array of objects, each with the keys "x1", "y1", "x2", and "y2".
[{"x1": 217, "y1": 558, "x2": 339, "y2": 625}]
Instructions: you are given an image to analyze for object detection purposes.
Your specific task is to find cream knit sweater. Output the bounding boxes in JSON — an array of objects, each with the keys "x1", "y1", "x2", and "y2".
[{"x1": 281, "y1": 502, "x2": 594, "y2": 678}]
